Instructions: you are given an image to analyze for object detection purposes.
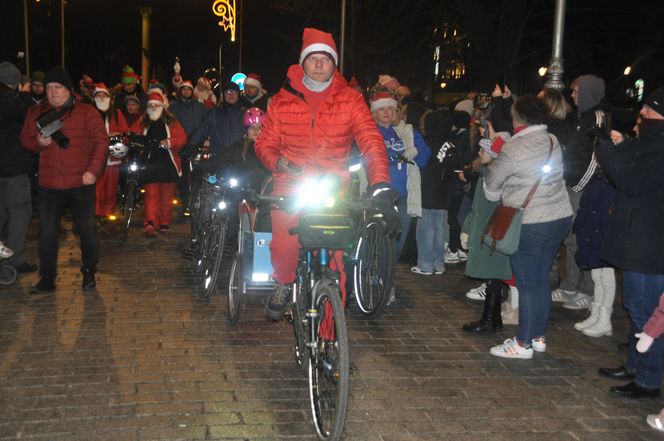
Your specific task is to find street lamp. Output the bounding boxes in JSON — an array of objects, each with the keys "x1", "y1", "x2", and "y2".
[
  {"x1": 538, "y1": 66, "x2": 548, "y2": 77},
  {"x1": 624, "y1": 66, "x2": 632, "y2": 76}
]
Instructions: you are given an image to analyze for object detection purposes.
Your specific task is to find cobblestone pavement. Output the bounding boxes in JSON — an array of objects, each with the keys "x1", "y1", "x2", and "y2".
[{"x1": 1, "y1": 217, "x2": 663, "y2": 441}]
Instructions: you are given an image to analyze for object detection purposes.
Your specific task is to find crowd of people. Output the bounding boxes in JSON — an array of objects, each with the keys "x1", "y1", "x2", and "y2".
[{"x1": 1, "y1": 25, "x2": 664, "y2": 431}]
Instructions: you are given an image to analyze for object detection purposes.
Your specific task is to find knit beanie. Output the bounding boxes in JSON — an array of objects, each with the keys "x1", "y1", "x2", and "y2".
[
  {"x1": 44, "y1": 66, "x2": 73, "y2": 90},
  {"x1": 645, "y1": 87, "x2": 664, "y2": 117},
  {"x1": 451, "y1": 110, "x2": 470, "y2": 130},
  {"x1": 121, "y1": 65, "x2": 138, "y2": 85},
  {"x1": 0, "y1": 62, "x2": 21, "y2": 87},
  {"x1": 30, "y1": 70, "x2": 45, "y2": 84}
]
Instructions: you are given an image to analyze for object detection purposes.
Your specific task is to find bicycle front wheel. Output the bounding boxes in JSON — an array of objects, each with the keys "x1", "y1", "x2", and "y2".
[
  {"x1": 123, "y1": 181, "x2": 136, "y2": 242},
  {"x1": 308, "y1": 282, "x2": 349, "y2": 441},
  {"x1": 353, "y1": 220, "x2": 394, "y2": 318},
  {"x1": 227, "y1": 253, "x2": 243, "y2": 325},
  {"x1": 203, "y1": 218, "x2": 227, "y2": 298}
]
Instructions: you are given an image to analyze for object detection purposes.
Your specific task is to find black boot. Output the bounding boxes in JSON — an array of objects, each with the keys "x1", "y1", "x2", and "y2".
[
  {"x1": 462, "y1": 284, "x2": 503, "y2": 332},
  {"x1": 82, "y1": 268, "x2": 96, "y2": 290}
]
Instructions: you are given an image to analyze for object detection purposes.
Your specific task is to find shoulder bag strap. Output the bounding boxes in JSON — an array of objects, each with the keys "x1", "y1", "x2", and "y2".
[{"x1": 520, "y1": 136, "x2": 554, "y2": 209}]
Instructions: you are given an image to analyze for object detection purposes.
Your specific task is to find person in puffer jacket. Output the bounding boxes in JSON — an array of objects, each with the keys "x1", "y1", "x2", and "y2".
[
  {"x1": 19, "y1": 67, "x2": 108, "y2": 293},
  {"x1": 255, "y1": 28, "x2": 393, "y2": 320}
]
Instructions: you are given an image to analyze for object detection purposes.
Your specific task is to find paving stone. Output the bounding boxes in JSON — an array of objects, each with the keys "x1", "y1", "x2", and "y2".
[{"x1": 0, "y1": 217, "x2": 662, "y2": 440}]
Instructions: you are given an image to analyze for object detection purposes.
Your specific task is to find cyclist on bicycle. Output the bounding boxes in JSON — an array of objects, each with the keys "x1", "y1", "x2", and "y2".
[{"x1": 255, "y1": 27, "x2": 399, "y2": 320}]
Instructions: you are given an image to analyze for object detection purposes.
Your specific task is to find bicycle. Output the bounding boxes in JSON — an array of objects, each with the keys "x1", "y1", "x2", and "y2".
[
  {"x1": 118, "y1": 137, "x2": 144, "y2": 242},
  {"x1": 255, "y1": 175, "x2": 385, "y2": 440},
  {"x1": 194, "y1": 172, "x2": 243, "y2": 298}
]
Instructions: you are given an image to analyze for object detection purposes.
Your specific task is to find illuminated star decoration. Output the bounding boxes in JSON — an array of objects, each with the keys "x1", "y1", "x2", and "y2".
[{"x1": 212, "y1": 0, "x2": 236, "y2": 41}]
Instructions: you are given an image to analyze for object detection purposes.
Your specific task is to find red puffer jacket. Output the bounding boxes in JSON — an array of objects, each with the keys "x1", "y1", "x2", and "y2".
[
  {"x1": 255, "y1": 65, "x2": 389, "y2": 194},
  {"x1": 20, "y1": 94, "x2": 108, "y2": 190}
]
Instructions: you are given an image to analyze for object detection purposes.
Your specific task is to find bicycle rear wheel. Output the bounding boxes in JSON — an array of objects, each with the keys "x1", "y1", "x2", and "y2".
[
  {"x1": 308, "y1": 282, "x2": 349, "y2": 441},
  {"x1": 227, "y1": 253, "x2": 243, "y2": 325},
  {"x1": 353, "y1": 220, "x2": 394, "y2": 319}
]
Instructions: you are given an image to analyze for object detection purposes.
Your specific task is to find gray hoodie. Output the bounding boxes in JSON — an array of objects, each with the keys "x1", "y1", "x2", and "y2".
[{"x1": 576, "y1": 75, "x2": 605, "y2": 116}]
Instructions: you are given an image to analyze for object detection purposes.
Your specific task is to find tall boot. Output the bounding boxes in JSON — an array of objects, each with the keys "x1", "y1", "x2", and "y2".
[
  {"x1": 583, "y1": 268, "x2": 615, "y2": 337},
  {"x1": 462, "y1": 284, "x2": 503, "y2": 333},
  {"x1": 575, "y1": 268, "x2": 603, "y2": 331}
]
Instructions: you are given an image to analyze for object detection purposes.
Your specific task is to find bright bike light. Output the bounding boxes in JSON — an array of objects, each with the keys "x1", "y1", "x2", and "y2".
[
  {"x1": 252, "y1": 272, "x2": 269, "y2": 282},
  {"x1": 129, "y1": 163, "x2": 138, "y2": 172},
  {"x1": 229, "y1": 177, "x2": 238, "y2": 188},
  {"x1": 218, "y1": 201, "x2": 227, "y2": 210},
  {"x1": 295, "y1": 177, "x2": 335, "y2": 208},
  {"x1": 542, "y1": 164, "x2": 551, "y2": 173},
  {"x1": 324, "y1": 196, "x2": 336, "y2": 208}
]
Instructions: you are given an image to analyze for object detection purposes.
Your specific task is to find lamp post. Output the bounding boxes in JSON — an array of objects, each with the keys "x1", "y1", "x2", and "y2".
[
  {"x1": 212, "y1": 0, "x2": 237, "y2": 84},
  {"x1": 60, "y1": 0, "x2": 65, "y2": 67},
  {"x1": 339, "y1": 0, "x2": 346, "y2": 74},
  {"x1": 544, "y1": 0, "x2": 566, "y2": 91},
  {"x1": 139, "y1": 7, "x2": 152, "y2": 90},
  {"x1": 23, "y1": 0, "x2": 30, "y2": 75}
]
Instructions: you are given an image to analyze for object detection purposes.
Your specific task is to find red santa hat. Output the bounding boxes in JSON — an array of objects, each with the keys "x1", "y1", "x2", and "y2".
[
  {"x1": 92, "y1": 82, "x2": 110, "y2": 97},
  {"x1": 244, "y1": 73, "x2": 262, "y2": 89},
  {"x1": 299, "y1": 27, "x2": 338, "y2": 66},
  {"x1": 179, "y1": 80, "x2": 194, "y2": 91},
  {"x1": 370, "y1": 91, "x2": 398, "y2": 112},
  {"x1": 147, "y1": 91, "x2": 165, "y2": 106}
]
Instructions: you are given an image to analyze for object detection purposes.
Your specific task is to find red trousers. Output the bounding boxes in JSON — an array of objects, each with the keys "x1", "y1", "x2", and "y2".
[
  {"x1": 143, "y1": 183, "x2": 176, "y2": 227},
  {"x1": 95, "y1": 164, "x2": 119, "y2": 217}
]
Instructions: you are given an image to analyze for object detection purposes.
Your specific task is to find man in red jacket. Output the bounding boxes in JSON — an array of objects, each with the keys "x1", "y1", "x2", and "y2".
[
  {"x1": 19, "y1": 67, "x2": 108, "y2": 293},
  {"x1": 255, "y1": 28, "x2": 395, "y2": 320}
]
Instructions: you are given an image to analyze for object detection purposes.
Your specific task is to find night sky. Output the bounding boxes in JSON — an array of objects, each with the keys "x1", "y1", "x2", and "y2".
[{"x1": 2, "y1": 0, "x2": 664, "y2": 99}]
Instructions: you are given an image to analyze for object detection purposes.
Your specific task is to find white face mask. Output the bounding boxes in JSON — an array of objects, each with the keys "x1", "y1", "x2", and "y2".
[
  {"x1": 147, "y1": 107, "x2": 163, "y2": 121},
  {"x1": 94, "y1": 97, "x2": 110, "y2": 111}
]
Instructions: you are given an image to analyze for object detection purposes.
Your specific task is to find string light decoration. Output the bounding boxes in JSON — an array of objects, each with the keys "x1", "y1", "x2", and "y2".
[{"x1": 212, "y1": 0, "x2": 236, "y2": 41}]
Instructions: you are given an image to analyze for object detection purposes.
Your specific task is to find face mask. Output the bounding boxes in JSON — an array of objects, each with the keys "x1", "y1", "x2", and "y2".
[
  {"x1": 147, "y1": 107, "x2": 163, "y2": 121},
  {"x1": 94, "y1": 97, "x2": 110, "y2": 111}
]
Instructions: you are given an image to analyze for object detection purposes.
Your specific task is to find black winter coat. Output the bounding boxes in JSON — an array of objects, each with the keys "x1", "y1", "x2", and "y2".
[
  {"x1": 564, "y1": 105, "x2": 604, "y2": 187},
  {"x1": 420, "y1": 137, "x2": 462, "y2": 209},
  {"x1": 0, "y1": 85, "x2": 34, "y2": 177},
  {"x1": 187, "y1": 104, "x2": 245, "y2": 155},
  {"x1": 573, "y1": 174, "x2": 615, "y2": 270},
  {"x1": 596, "y1": 126, "x2": 664, "y2": 274}
]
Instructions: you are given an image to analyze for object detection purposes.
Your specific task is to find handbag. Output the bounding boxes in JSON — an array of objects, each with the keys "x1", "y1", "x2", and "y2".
[{"x1": 481, "y1": 137, "x2": 554, "y2": 255}]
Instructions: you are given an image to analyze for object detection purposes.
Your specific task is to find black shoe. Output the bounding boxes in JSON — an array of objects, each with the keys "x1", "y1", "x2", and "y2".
[
  {"x1": 598, "y1": 366, "x2": 635, "y2": 380},
  {"x1": 266, "y1": 284, "x2": 291, "y2": 320},
  {"x1": 15, "y1": 262, "x2": 38, "y2": 273},
  {"x1": 30, "y1": 279, "x2": 56, "y2": 294},
  {"x1": 82, "y1": 269, "x2": 96, "y2": 290},
  {"x1": 610, "y1": 381, "x2": 660, "y2": 398}
]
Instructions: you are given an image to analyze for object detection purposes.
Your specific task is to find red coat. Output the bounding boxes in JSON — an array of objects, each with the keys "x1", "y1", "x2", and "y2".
[
  {"x1": 19, "y1": 94, "x2": 108, "y2": 190},
  {"x1": 130, "y1": 116, "x2": 187, "y2": 175},
  {"x1": 255, "y1": 65, "x2": 389, "y2": 194}
]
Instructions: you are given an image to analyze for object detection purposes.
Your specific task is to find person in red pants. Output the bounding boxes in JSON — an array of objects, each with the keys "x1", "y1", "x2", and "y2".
[
  {"x1": 92, "y1": 83, "x2": 129, "y2": 219},
  {"x1": 131, "y1": 92, "x2": 186, "y2": 237},
  {"x1": 255, "y1": 28, "x2": 397, "y2": 320}
]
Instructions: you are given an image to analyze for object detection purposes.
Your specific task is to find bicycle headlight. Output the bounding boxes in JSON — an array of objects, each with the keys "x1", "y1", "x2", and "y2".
[
  {"x1": 218, "y1": 200, "x2": 227, "y2": 210},
  {"x1": 229, "y1": 177, "x2": 238, "y2": 188},
  {"x1": 295, "y1": 176, "x2": 336, "y2": 209},
  {"x1": 348, "y1": 162, "x2": 362, "y2": 172},
  {"x1": 129, "y1": 163, "x2": 138, "y2": 172}
]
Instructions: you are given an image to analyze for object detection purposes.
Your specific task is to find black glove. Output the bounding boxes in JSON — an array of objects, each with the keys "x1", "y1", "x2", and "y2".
[{"x1": 367, "y1": 183, "x2": 402, "y2": 237}]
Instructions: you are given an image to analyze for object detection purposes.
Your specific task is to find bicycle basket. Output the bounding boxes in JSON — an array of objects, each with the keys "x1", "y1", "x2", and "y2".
[{"x1": 297, "y1": 212, "x2": 354, "y2": 249}]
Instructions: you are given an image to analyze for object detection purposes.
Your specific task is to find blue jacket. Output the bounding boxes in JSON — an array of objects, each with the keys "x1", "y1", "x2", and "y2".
[
  {"x1": 378, "y1": 124, "x2": 430, "y2": 197},
  {"x1": 169, "y1": 97, "x2": 207, "y2": 136},
  {"x1": 187, "y1": 104, "x2": 245, "y2": 155}
]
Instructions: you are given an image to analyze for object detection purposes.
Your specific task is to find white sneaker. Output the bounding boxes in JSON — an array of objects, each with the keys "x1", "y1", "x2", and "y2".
[
  {"x1": 410, "y1": 266, "x2": 433, "y2": 275},
  {"x1": 551, "y1": 288, "x2": 576, "y2": 303},
  {"x1": 457, "y1": 249, "x2": 468, "y2": 262},
  {"x1": 562, "y1": 293, "x2": 592, "y2": 310},
  {"x1": 489, "y1": 337, "x2": 533, "y2": 359},
  {"x1": 433, "y1": 268, "x2": 444, "y2": 275},
  {"x1": 531, "y1": 337, "x2": 546, "y2": 352},
  {"x1": 444, "y1": 249, "x2": 461, "y2": 263},
  {"x1": 647, "y1": 414, "x2": 664, "y2": 432},
  {"x1": 0, "y1": 242, "x2": 13, "y2": 259},
  {"x1": 465, "y1": 283, "x2": 487, "y2": 301}
]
